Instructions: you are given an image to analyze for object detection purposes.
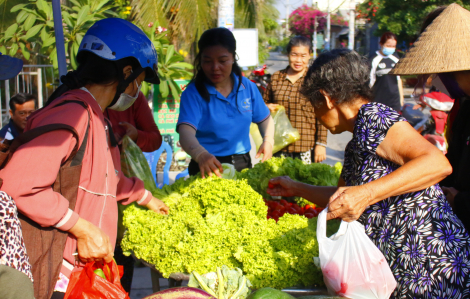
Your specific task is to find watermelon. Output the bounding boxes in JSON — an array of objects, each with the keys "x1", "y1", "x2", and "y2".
[
  {"x1": 143, "y1": 287, "x2": 216, "y2": 299},
  {"x1": 246, "y1": 288, "x2": 295, "y2": 299}
]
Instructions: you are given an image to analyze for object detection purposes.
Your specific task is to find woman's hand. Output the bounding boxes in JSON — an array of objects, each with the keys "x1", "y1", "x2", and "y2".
[
  {"x1": 145, "y1": 196, "x2": 169, "y2": 215},
  {"x1": 442, "y1": 186, "x2": 459, "y2": 208},
  {"x1": 256, "y1": 141, "x2": 273, "y2": 162},
  {"x1": 68, "y1": 218, "x2": 114, "y2": 264},
  {"x1": 266, "y1": 176, "x2": 299, "y2": 198},
  {"x1": 119, "y1": 122, "x2": 138, "y2": 142},
  {"x1": 327, "y1": 185, "x2": 373, "y2": 222},
  {"x1": 314, "y1": 145, "x2": 326, "y2": 163},
  {"x1": 266, "y1": 103, "x2": 279, "y2": 113},
  {"x1": 197, "y1": 151, "x2": 223, "y2": 178}
]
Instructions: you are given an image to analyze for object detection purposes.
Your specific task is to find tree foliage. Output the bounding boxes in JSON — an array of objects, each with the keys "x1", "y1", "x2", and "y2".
[
  {"x1": 145, "y1": 22, "x2": 193, "y2": 100},
  {"x1": 131, "y1": 0, "x2": 279, "y2": 64},
  {"x1": 288, "y1": 5, "x2": 348, "y2": 38},
  {"x1": 357, "y1": 0, "x2": 470, "y2": 45},
  {"x1": 0, "y1": 0, "x2": 118, "y2": 67}
]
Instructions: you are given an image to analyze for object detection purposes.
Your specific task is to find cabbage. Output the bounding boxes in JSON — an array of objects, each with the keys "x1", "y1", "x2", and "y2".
[{"x1": 221, "y1": 163, "x2": 237, "y2": 180}]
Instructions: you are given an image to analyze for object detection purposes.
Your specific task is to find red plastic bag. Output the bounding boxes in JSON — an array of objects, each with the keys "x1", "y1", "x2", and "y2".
[{"x1": 64, "y1": 261, "x2": 130, "y2": 299}]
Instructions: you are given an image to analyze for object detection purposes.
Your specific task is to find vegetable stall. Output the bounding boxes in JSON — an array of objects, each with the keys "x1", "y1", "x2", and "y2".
[{"x1": 119, "y1": 137, "x2": 343, "y2": 297}]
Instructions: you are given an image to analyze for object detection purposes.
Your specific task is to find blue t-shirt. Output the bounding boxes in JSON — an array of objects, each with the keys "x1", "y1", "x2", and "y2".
[{"x1": 177, "y1": 74, "x2": 270, "y2": 157}]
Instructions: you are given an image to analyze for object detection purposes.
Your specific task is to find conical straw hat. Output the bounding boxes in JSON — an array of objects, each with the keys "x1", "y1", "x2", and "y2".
[{"x1": 391, "y1": 3, "x2": 470, "y2": 75}]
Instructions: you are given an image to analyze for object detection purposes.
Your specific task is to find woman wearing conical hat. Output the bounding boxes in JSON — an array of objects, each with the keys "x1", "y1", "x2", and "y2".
[{"x1": 392, "y1": 3, "x2": 470, "y2": 238}]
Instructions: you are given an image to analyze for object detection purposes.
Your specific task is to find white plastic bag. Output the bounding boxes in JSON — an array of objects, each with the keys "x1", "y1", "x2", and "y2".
[{"x1": 317, "y1": 208, "x2": 397, "y2": 298}]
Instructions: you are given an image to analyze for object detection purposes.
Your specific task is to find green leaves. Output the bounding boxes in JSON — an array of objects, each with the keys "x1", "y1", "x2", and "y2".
[
  {"x1": 1, "y1": 0, "x2": 119, "y2": 65},
  {"x1": 165, "y1": 45, "x2": 175, "y2": 64},
  {"x1": 9, "y1": 43, "x2": 18, "y2": 56},
  {"x1": 142, "y1": 21, "x2": 193, "y2": 100},
  {"x1": 159, "y1": 80, "x2": 170, "y2": 98},
  {"x1": 16, "y1": 11, "x2": 29, "y2": 23},
  {"x1": 76, "y1": 5, "x2": 91, "y2": 26},
  {"x1": 24, "y1": 24, "x2": 43, "y2": 40},
  {"x1": 4, "y1": 24, "x2": 18, "y2": 40},
  {"x1": 120, "y1": 169, "x2": 333, "y2": 290},
  {"x1": 11, "y1": 4, "x2": 27, "y2": 12},
  {"x1": 24, "y1": 14, "x2": 37, "y2": 31}
]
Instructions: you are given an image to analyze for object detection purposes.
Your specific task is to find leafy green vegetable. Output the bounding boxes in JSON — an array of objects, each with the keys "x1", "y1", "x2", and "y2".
[
  {"x1": 188, "y1": 266, "x2": 252, "y2": 299},
  {"x1": 221, "y1": 163, "x2": 237, "y2": 180},
  {"x1": 119, "y1": 145, "x2": 342, "y2": 290},
  {"x1": 237, "y1": 157, "x2": 342, "y2": 200},
  {"x1": 121, "y1": 175, "x2": 340, "y2": 290}
]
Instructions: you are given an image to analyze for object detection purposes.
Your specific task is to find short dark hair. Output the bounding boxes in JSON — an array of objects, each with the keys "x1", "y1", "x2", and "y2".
[
  {"x1": 9, "y1": 93, "x2": 37, "y2": 112},
  {"x1": 192, "y1": 27, "x2": 243, "y2": 102},
  {"x1": 420, "y1": 6, "x2": 446, "y2": 34},
  {"x1": 379, "y1": 32, "x2": 397, "y2": 45},
  {"x1": 287, "y1": 36, "x2": 313, "y2": 54},
  {"x1": 46, "y1": 51, "x2": 139, "y2": 105},
  {"x1": 300, "y1": 49, "x2": 372, "y2": 108}
]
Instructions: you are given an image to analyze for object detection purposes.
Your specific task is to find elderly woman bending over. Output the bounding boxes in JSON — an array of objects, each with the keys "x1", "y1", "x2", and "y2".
[{"x1": 267, "y1": 49, "x2": 470, "y2": 298}]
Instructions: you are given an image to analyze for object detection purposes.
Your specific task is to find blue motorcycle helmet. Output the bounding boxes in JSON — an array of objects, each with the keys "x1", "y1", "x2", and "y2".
[
  {"x1": 78, "y1": 18, "x2": 159, "y2": 84},
  {"x1": 76, "y1": 18, "x2": 159, "y2": 108}
]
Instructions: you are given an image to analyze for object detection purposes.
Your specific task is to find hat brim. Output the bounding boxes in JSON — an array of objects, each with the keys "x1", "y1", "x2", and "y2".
[
  {"x1": 0, "y1": 55, "x2": 23, "y2": 80},
  {"x1": 145, "y1": 75, "x2": 160, "y2": 85},
  {"x1": 391, "y1": 3, "x2": 470, "y2": 75}
]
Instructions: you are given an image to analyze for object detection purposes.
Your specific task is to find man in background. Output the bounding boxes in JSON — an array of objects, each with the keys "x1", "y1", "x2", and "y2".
[{"x1": 0, "y1": 93, "x2": 37, "y2": 140}]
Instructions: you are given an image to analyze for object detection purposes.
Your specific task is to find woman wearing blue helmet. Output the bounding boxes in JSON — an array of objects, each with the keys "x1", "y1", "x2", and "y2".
[{"x1": 0, "y1": 18, "x2": 168, "y2": 299}]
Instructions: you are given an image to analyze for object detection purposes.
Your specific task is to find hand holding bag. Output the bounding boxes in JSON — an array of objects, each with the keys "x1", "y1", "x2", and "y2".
[
  {"x1": 250, "y1": 105, "x2": 300, "y2": 154},
  {"x1": 64, "y1": 261, "x2": 129, "y2": 299},
  {"x1": 317, "y1": 208, "x2": 397, "y2": 298}
]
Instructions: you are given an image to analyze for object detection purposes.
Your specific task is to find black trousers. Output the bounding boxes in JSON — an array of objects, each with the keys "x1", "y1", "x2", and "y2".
[{"x1": 188, "y1": 152, "x2": 252, "y2": 176}]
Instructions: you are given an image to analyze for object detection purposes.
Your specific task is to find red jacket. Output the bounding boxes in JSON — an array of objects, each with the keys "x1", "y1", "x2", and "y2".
[
  {"x1": 106, "y1": 92, "x2": 162, "y2": 152},
  {"x1": 0, "y1": 89, "x2": 152, "y2": 277}
]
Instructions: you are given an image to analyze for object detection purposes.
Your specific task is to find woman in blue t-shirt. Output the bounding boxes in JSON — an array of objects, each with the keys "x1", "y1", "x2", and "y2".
[{"x1": 177, "y1": 28, "x2": 274, "y2": 177}]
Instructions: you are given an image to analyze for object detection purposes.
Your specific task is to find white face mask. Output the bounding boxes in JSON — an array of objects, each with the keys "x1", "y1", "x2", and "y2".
[{"x1": 108, "y1": 80, "x2": 142, "y2": 111}]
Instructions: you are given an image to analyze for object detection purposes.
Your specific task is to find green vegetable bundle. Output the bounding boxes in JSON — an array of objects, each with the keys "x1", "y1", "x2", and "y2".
[
  {"x1": 119, "y1": 143, "x2": 341, "y2": 290},
  {"x1": 237, "y1": 157, "x2": 342, "y2": 200},
  {"x1": 121, "y1": 175, "x2": 340, "y2": 290},
  {"x1": 188, "y1": 266, "x2": 252, "y2": 299}
]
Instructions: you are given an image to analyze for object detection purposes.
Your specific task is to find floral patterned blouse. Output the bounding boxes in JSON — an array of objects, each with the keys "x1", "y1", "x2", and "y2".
[
  {"x1": 342, "y1": 102, "x2": 470, "y2": 298},
  {"x1": 0, "y1": 191, "x2": 33, "y2": 281}
]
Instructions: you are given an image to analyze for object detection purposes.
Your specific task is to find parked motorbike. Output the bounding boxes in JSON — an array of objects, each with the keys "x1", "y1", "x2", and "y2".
[
  {"x1": 401, "y1": 91, "x2": 454, "y2": 153},
  {"x1": 249, "y1": 64, "x2": 271, "y2": 95}
]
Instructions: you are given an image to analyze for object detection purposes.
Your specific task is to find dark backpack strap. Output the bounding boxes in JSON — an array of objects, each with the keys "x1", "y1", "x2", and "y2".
[
  {"x1": 9, "y1": 123, "x2": 79, "y2": 154},
  {"x1": 53, "y1": 100, "x2": 91, "y2": 166},
  {"x1": 104, "y1": 118, "x2": 119, "y2": 148},
  {"x1": 9, "y1": 100, "x2": 91, "y2": 164},
  {"x1": 71, "y1": 123, "x2": 89, "y2": 167}
]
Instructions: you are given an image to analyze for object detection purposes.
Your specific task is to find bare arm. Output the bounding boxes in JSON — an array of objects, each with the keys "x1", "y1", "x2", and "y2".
[
  {"x1": 327, "y1": 121, "x2": 452, "y2": 221},
  {"x1": 256, "y1": 116, "x2": 275, "y2": 162},
  {"x1": 267, "y1": 177, "x2": 345, "y2": 208},
  {"x1": 368, "y1": 121, "x2": 451, "y2": 201},
  {"x1": 398, "y1": 78, "x2": 404, "y2": 107}
]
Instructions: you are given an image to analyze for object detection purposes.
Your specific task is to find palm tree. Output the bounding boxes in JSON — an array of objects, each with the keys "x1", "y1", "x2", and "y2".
[
  {"x1": 130, "y1": 0, "x2": 215, "y2": 52},
  {"x1": 130, "y1": 0, "x2": 278, "y2": 55}
]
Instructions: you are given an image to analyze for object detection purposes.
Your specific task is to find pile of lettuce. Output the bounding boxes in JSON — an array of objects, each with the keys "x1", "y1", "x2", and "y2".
[
  {"x1": 121, "y1": 174, "x2": 340, "y2": 290},
  {"x1": 237, "y1": 157, "x2": 342, "y2": 200},
  {"x1": 119, "y1": 139, "x2": 340, "y2": 290}
]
